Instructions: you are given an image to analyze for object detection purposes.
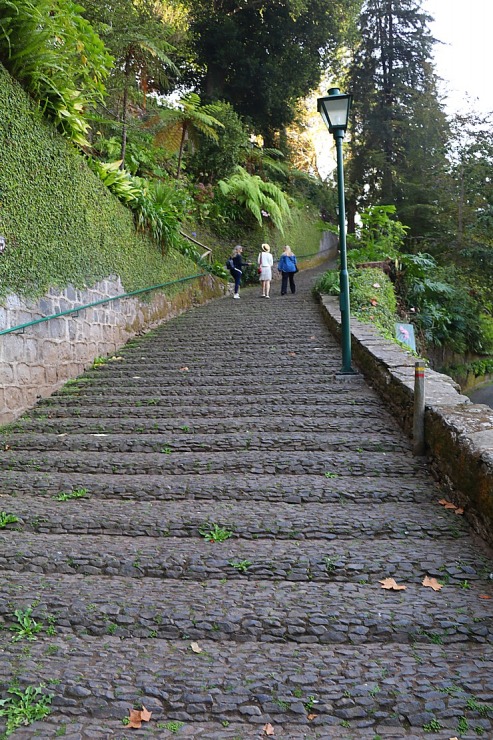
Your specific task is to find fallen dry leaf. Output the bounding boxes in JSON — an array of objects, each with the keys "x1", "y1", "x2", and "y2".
[
  {"x1": 438, "y1": 499, "x2": 458, "y2": 510},
  {"x1": 370, "y1": 298, "x2": 378, "y2": 306},
  {"x1": 379, "y1": 578, "x2": 407, "y2": 591},
  {"x1": 128, "y1": 709, "x2": 142, "y2": 728},
  {"x1": 454, "y1": 507, "x2": 464, "y2": 515},
  {"x1": 190, "y1": 641, "x2": 203, "y2": 653},
  {"x1": 422, "y1": 576, "x2": 443, "y2": 591},
  {"x1": 140, "y1": 706, "x2": 152, "y2": 722},
  {"x1": 287, "y1": 352, "x2": 296, "y2": 356},
  {"x1": 479, "y1": 594, "x2": 492, "y2": 600},
  {"x1": 307, "y1": 713, "x2": 318, "y2": 721},
  {"x1": 179, "y1": 366, "x2": 189, "y2": 372},
  {"x1": 263, "y1": 723, "x2": 275, "y2": 736}
]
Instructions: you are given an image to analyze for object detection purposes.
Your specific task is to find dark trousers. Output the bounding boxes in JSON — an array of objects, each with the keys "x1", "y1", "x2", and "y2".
[
  {"x1": 233, "y1": 269, "x2": 242, "y2": 294},
  {"x1": 281, "y1": 272, "x2": 296, "y2": 294}
]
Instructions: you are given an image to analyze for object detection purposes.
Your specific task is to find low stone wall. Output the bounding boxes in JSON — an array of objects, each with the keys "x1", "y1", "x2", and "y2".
[
  {"x1": 319, "y1": 294, "x2": 493, "y2": 547},
  {"x1": 0, "y1": 273, "x2": 225, "y2": 424}
]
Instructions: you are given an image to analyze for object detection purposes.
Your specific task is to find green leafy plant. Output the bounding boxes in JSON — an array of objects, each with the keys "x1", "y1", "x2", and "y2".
[
  {"x1": 10, "y1": 607, "x2": 43, "y2": 642},
  {"x1": 229, "y1": 560, "x2": 251, "y2": 573},
  {"x1": 0, "y1": 684, "x2": 52, "y2": 735},
  {"x1": 218, "y1": 166, "x2": 291, "y2": 233},
  {"x1": 198, "y1": 523, "x2": 233, "y2": 542},
  {"x1": 0, "y1": 512, "x2": 19, "y2": 528},
  {"x1": 423, "y1": 718, "x2": 442, "y2": 732},
  {"x1": 0, "y1": 0, "x2": 112, "y2": 146},
  {"x1": 53, "y1": 488, "x2": 88, "y2": 501},
  {"x1": 162, "y1": 720, "x2": 185, "y2": 732}
]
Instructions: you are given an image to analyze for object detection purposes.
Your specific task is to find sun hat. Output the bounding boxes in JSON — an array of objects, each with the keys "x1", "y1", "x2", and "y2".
[{"x1": 261, "y1": 243, "x2": 270, "y2": 252}]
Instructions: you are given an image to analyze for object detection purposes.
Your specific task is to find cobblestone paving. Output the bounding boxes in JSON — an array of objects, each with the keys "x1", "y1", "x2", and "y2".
[{"x1": 1, "y1": 266, "x2": 493, "y2": 739}]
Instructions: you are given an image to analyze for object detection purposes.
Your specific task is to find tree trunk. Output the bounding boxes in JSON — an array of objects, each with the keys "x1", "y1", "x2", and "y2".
[
  {"x1": 176, "y1": 123, "x2": 188, "y2": 179},
  {"x1": 120, "y1": 53, "x2": 131, "y2": 168}
]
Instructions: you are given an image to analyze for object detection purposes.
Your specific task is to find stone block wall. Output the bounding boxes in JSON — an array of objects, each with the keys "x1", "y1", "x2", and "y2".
[
  {"x1": 319, "y1": 294, "x2": 493, "y2": 547},
  {"x1": 0, "y1": 274, "x2": 225, "y2": 424}
]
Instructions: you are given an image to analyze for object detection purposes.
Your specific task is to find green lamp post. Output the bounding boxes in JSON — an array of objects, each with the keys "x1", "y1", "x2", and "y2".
[{"x1": 317, "y1": 87, "x2": 354, "y2": 374}]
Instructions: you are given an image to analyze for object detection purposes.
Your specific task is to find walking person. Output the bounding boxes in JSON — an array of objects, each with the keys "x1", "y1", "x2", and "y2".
[
  {"x1": 229, "y1": 245, "x2": 248, "y2": 299},
  {"x1": 258, "y1": 242, "x2": 274, "y2": 298},
  {"x1": 278, "y1": 245, "x2": 298, "y2": 295}
]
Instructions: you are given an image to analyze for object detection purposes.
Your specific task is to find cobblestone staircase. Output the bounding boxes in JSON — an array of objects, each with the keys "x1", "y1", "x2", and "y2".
[{"x1": 0, "y1": 267, "x2": 492, "y2": 739}]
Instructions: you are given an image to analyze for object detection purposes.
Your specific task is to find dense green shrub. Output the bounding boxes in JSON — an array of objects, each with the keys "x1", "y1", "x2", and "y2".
[
  {"x1": 0, "y1": 65, "x2": 198, "y2": 299},
  {"x1": 315, "y1": 267, "x2": 398, "y2": 340},
  {"x1": 0, "y1": 0, "x2": 112, "y2": 146}
]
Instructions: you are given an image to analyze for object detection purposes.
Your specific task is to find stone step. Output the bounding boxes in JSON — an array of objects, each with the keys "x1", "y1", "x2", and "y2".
[
  {"x1": 1, "y1": 637, "x2": 492, "y2": 736},
  {"x1": 24, "y1": 401, "x2": 384, "y2": 420},
  {"x1": 0, "y1": 470, "x2": 435, "y2": 503},
  {"x1": 5, "y1": 414, "x2": 401, "y2": 436},
  {"x1": 37, "y1": 389, "x2": 374, "y2": 407},
  {"x1": 1, "y1": 431, "x2": 408, "y2": 454},
  {"x1": 52, "y1": 378, "x2": 370, "y2": 395},
  {"x1": 1, "y1": 573, "x2": 492, "y2": 645},
  {"x1": 0, "y1": 498, "x2": 470, "y2": 540},
  {"x1": 0, "y1": 532, "x2": 486, "y2": 582},
  {"x1": 0, "y1": 449, "x2": 427, "y2": 477}
]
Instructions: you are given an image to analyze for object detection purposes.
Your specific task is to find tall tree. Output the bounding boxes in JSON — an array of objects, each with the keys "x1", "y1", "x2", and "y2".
[
  {"x1": 448, "y1": 112, "x2": 493, "y2": 247},
  {"x1": 345, "y1": 0, "x2": 449, "y2": 236},
  {"x1": 83, "y1": 0, "x2": 178, "y2": 162},
  {"x1": 185, "y1": 0, "x2": 361, "y2": 144}
]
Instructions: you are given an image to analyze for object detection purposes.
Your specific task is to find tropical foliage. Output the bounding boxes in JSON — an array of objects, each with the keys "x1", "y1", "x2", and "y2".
[{"x1": 0, "y1": 0, "x2": 112, "y2": 145}]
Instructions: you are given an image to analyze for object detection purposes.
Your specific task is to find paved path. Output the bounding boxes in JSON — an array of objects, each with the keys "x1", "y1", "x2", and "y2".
[{"x1": 0, "y1": 266, "x2": 492, "y2": 739}]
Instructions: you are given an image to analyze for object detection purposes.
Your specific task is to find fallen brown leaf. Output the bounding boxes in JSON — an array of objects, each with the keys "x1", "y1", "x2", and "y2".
[
  {"x1": 379, "y1": 578, "x2": 407, "y2": 591},
  {"x1": 438, "y1": 499, "x2": 458, "y2": 510},
  {"x1": 454, "y1": 507, "x2": 464, "y2": 515},
  {"x1": 370, "y1": 298, "x2": 378, "y2": 306},
  {"x1": 263, "y1": 723, "x2": 275, "y2": 736},
  {"x1": 307, "y1": 713, "x2": 318, "y2": 721},
  {"x1": 179, "y1": 366, "x2": 189, "y2": 372},
  {"x1": 479, "y1": 594, "x2": 492, "y2": 600},
  {"x1": 422, "y1": 576, "x2": 443, "y2": 591},
  {"x1": 140, "y1": 706, "x2": 152, "y2": 722},
  {"x1": 190, "y1": 641, "x2": 203, "y2": 653},
  {"x1": 128, "y1": 709, "x2": 142, "y2": 728}
]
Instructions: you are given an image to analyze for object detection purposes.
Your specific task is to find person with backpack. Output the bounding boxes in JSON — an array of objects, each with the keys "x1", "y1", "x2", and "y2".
[
  {"x1": 228, "y1": 245, "x2": 248, "y2": 299},
  {"x1": 277, "y1": 245, "x2": 298, "y2": 295},
  {"x1": 257, "y1": 242, "x2": 274, "y2": 298}
]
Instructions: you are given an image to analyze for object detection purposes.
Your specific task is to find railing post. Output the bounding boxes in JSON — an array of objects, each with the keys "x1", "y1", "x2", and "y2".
[{"x1": 413, "y1": 361, "x2": 426, "y2": 455}]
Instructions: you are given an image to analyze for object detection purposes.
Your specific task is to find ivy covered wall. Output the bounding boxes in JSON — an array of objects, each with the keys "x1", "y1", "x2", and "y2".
[{"x1": 0, "y1": 64, "x2": 197, "y2": 300}]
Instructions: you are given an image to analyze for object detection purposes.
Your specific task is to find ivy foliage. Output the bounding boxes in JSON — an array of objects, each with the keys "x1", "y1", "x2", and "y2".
[{"x1": 0, "y1": 65, "x2": 197, "y2": 300}]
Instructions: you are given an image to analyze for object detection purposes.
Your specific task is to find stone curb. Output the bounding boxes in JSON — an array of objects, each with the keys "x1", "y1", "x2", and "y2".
[{"x1": 318, "y1": 294, "x2": 493, "y2": 546}]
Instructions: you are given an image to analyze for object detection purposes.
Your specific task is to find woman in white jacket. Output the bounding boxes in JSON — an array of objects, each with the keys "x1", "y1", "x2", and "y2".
[{"x1": 257, "y1": 242, "x2": 274, "y2": 298}]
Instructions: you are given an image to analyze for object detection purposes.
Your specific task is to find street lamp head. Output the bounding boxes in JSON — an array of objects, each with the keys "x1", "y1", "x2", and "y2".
[{"x1": 317, "y1": 87, "x2": 352, "y2": 134}]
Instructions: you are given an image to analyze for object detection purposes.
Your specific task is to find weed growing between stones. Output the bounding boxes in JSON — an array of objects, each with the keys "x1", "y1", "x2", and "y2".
[
  {"x1": 9, "y1": 607, "x2": 43, "y2": 642},
  {"x1": 199, "y1": 523, "x2": 233, "y2": 542},
  {"x1": 53, "y1": 488, "x2": 89, "y2": 501},
  {"x1": 0, "y1": 684, "x2": 53, "y2": 736},
  {"x1": 0, "y1": 513, "x2": 19, "y2": 529},
  {"x1": 229, "y1": 560, "x2": 251, "y2": 573},
  {"x1": 423, "y1": 718, "x2": 442, "y2": 732}
]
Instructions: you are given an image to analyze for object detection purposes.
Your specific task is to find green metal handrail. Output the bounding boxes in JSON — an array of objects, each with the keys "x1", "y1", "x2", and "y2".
[{"x1": 0, "y1": 273, "x2": 206, "y2": 337}]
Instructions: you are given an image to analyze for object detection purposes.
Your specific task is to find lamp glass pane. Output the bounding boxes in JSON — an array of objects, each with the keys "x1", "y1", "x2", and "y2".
[{"x1": 325, "y1": 97, "x2": 349, "y2": 128}]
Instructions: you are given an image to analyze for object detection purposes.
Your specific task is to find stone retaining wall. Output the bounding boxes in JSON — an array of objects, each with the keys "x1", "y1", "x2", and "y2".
[
  {"x1": 319, "y1": 294, "x2": 493, "y2": 547},
  {"x1": 0, "y1": 273, "x2": 225, "y2": 425}
]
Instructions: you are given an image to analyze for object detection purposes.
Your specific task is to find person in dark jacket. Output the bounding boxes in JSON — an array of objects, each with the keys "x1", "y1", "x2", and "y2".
[
  {"x1": 229, "y1": 245, "x2": 248, "y2": 299},
  {"x1": 277, "y1": 245, "x2": 297, "y2": 295}
]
